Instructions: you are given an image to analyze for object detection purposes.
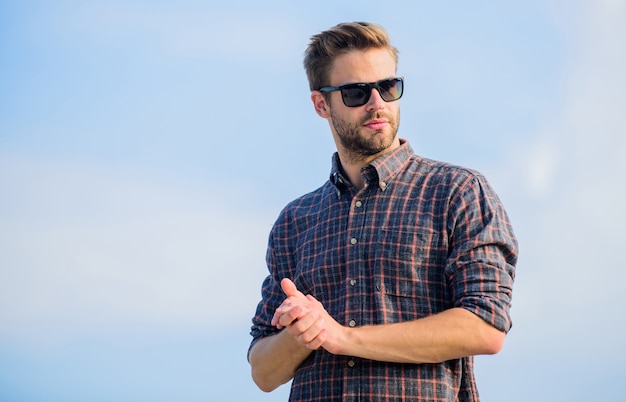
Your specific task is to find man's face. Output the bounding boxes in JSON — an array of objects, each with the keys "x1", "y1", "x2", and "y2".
[{"x1": 325, "y1": 48, "x2": 401, "y2": 161}]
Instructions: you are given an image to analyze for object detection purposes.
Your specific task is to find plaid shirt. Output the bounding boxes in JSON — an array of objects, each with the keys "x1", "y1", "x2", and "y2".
[{"x1": 250, "y1": 139, "x2": 517, "y2": 401}]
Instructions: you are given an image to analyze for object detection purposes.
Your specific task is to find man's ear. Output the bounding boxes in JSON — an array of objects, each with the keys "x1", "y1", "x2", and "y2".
[{"x1": 311, "y1": 91, "x2": 331, "y2": 119}]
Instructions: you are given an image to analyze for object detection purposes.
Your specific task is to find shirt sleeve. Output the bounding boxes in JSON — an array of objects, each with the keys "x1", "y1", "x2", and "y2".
[
  {"x1": 445, "y1": 173, "x2": 518, "y2": 333},
  {"x1": 248, "y1": 209, "x2": 294, "y2": 357}
]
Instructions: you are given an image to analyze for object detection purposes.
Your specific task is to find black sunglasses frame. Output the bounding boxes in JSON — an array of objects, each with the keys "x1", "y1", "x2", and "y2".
[{"x1": 318, "y1": 77, "x2": 404, "y2": 107}]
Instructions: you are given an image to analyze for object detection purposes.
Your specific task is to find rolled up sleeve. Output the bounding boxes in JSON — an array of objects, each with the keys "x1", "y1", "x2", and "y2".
[{"x1": 445, "y1": 175, "x2": 518, "y2": 332}]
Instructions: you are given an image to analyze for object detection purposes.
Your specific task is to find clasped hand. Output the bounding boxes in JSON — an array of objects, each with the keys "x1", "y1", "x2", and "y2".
[{"x1": 271, "y1": 278, "x2": 344, "y2": 353}]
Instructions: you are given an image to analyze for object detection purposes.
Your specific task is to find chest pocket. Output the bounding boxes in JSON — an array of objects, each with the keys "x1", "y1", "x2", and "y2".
[{"x1": 374, "y1": 229, "x2": 442, "y2": 298}]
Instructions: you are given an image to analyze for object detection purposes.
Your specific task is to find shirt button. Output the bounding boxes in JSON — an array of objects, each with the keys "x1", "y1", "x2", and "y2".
[
  {"x1": 347, "y1": 360, "x2": 355, "y2": 368},
  {"x1": 355, "y1": 200, "x2": 362, "y2": 208},
  {"x1": 349, "y1": 319, "x2": 356, "y2": 327},
  {"x1": 349, "y1": 279, "x2": 357, "y2": 286},
  {"x1": 380, "y1": 181, "x2": 387, "y2": 189},
  {"x1": 350, "y1": 238, "x2": 357, "y2": 245}
]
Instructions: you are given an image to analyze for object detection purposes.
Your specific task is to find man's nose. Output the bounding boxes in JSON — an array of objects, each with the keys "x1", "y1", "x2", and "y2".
[{"x1": 365, "y1": 88, "x2": 386, "y2": 111}]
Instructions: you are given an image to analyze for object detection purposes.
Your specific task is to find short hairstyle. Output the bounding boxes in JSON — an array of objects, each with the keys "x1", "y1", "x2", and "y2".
[{"x1": 303, "y1": 22, "x2": 399, "y2": 91}]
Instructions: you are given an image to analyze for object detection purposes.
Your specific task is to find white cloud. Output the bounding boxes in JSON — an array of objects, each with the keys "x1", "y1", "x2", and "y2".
[
  {"x1": 512, "y1": 0, "x2": 626, "y2": 200},
  {"x1": 506, "y1": 0, "x2": 626, "y2": 356},
  {"x1": 0, "y1": 156, "x2": 273, "y2": 347},
  {"x1": 521, "y1": 137, "x2": 561, "y2": 198}
]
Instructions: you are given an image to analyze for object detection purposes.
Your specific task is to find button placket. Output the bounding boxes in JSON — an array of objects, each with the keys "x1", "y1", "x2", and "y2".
[{"x1": 345, "y1": 187, "x2": 366, "y2": 379}]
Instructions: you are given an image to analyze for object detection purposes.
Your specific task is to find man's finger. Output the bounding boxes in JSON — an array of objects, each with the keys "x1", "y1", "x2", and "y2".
[
  {"x1": 281, "y1": 278, "x2": 305, "y2": 298},
  {"x1": 272, "y1": 304, "x2": 302, "y2": 329}
]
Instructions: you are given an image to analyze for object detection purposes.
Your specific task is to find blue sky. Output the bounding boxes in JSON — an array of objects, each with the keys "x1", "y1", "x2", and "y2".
[{"x1": 1, "y1": 1, "x2": 625, "y2": 401}]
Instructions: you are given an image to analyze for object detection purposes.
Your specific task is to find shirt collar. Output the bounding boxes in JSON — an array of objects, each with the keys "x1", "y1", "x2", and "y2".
[
  {"x1": 330, "y1": 154, "x2": 349, "y2": 189},
  {"x1": 329, "y1": 138, "x2": 414, "y2": 191}
]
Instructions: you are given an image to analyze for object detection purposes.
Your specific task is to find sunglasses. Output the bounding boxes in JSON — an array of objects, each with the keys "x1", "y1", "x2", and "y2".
[{"x1": 318, "y1": 77, "x2": 404, "y2": 107}]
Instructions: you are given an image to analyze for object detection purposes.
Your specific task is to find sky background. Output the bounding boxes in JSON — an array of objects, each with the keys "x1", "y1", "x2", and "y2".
[{"x1": 1, "y1": 0, "x2": 625, "y2": 401}]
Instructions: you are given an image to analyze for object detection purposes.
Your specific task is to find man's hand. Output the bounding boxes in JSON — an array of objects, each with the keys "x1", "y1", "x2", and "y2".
[
  {"x1": 270, "y1": 278, "x2": 345, "y2": 353},
  {"x1": 271, "y1": 278, "x2": 310, "y2": 329}
]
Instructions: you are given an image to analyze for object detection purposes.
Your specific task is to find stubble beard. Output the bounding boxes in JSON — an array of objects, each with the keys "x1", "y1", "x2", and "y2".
[{"x1": 331, "y1": 109, "x2": 400, "y2": 164}]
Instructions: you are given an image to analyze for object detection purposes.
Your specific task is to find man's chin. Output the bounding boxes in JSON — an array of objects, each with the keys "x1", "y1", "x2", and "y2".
[{"x1": 367, "y1": 131, "x2": 397, "y2": 150}]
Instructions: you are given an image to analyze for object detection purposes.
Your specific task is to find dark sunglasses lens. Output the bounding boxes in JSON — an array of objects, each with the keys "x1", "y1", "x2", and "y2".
[
  {"x1": 379, "y1": 79, "x2": 403, "y2": 102},
  {"x1": 341, "y1": 85, "x2": 369, "y2": 107}
]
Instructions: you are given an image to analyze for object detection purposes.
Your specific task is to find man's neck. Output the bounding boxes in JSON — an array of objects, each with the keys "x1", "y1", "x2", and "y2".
[
  {"x1": 334, "y1": 137, "x2": 402, "y2": 190},
  {"x1": 337, "y1": 151, "x2": 383, "y2": 191}
]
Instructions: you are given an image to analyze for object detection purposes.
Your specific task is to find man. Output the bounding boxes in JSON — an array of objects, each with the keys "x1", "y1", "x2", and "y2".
[{"x1": 248, "y1": 21, "x2": 517, "y2": 401}]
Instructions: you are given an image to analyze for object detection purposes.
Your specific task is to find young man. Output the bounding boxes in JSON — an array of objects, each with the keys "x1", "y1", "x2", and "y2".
[{"x1": 249, "y1": 22, "x2": 517, "y2": 401}]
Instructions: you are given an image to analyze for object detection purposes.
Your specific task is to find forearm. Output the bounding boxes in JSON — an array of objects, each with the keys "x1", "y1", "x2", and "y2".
[
  {"x1": 338, "y1": 308, "x2": 505, "y2": 364},
  {"x1": 249, "y1": 329, "x2": 313, "y2": 392}
]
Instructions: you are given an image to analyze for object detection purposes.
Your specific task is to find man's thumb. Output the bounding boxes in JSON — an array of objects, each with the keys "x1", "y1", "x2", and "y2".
[{"x1": 280, "y1": 278, "x2": 303, "y2": 298}]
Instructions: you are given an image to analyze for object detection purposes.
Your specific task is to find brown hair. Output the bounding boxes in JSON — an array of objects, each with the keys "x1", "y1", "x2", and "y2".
[{"x1": 303, "y1": 22, "x2": 399, "y2": 91}]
